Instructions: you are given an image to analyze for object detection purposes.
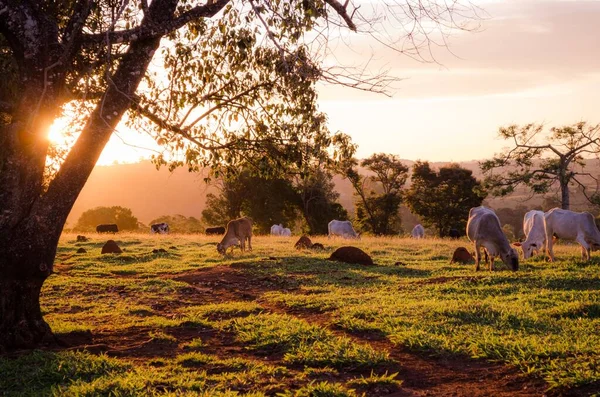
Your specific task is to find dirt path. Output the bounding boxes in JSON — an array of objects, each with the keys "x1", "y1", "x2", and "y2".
[{"x1": 59, "y1": 265, "x2": 560, "y2": 396}]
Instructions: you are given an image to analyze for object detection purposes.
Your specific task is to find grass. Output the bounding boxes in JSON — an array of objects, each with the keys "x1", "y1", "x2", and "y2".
[{"x1": 1, "y1": 232, "x2": 599, "y2": 395}]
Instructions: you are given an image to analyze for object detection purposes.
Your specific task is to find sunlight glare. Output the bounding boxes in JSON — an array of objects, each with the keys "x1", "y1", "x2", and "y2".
[{"x1": 48, "y1": 117, "x2": 69, "y2": 144}]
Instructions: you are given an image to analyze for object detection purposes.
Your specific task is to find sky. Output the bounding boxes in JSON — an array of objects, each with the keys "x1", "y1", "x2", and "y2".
[{"x1": 52, "y1": 0, "x2": 600, "y2": 165}]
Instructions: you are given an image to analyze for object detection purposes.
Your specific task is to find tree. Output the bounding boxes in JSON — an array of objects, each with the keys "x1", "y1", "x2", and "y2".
[
  {"x1": 296, "y1": 168, "x2": 347, "y2": 234},
  {"x1": 149, "y1": 215, "x2": 204, "y2": 233},
  {"x1": 202, "y1": 168, "x2": 300, "y2": 234},
  {"x1": 0, "y1": 1, "x2": 480, "y2": 350},
  {"x1": 343, "y1": 153, "x2": 408, "y2": 235},
  {"x1": 495, "y1": 205, "x2": 538, "y2": 240},
  {"x1": 481, "y1": 122, "x2": 600, "y2": 210},
  {"x1": 74, "y1": 206, "x2": 139, "y2": 232},
  {"x1": 405, "y1": 162, "x2": 486, "y2": 237}
]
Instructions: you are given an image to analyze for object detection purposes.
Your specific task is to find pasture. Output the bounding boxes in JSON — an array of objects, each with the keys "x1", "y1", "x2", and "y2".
[{"x1": 1, "y1": 233, "x2": 599, "y2": 396}]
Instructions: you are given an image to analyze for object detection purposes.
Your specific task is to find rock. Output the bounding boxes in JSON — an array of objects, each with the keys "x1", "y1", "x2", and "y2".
[
  {"x1": 310, "y1": 243, "x2": 325, "y2": 250},
  {"x1": 394, "y1": 261, "x2": 407, "y2": 266},
  {"x1": 450, "y1": 247, "x2": 474, "y2": 264},
  {"x1": 152, "y1": 248, "x2": 168, "y2": 254},
  {"x1": 294, "y1": 235, "x2": 313, "y2": 250},
  {"x1": 101, "y1": 240, "x2": 122, "y2": 254},
  {"x1": 328, "y1": 246, "x2": 374, "y2": 266},
  {"x1": 76, "y1": 248, "x2": 87, "y2": 254},
  {"x1": 169, "y1": 246, "x2": 177, "y2": 250},
  {"x1": 76, "y1": 235, "x2": 88, "y2": 242}
]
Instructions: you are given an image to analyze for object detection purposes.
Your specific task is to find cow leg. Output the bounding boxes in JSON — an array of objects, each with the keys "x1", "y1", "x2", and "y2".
[
  {"x1": 489, "y1": 255, "x2": 495, "y2": 271},
  {"x1": 474, "y1": 243, "x2": 481, "y2": 271},
  {"x1": 247, "y1": 236, "x2": 252, "y2": 251},
  {"x1": 546, "y1": 228, "x2": 555, "y2": 262},
  {"x1": 576, "y1": 236, "x2": 590, "y2": 261},
  {"x1": 580, "y1": 245, "x2": 588, "y2": 261}
]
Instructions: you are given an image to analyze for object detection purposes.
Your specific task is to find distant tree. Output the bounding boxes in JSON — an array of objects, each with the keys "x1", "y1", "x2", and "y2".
[
  {"x1": 405, "y1": 162, "x2": 486, "y2": 237},
  {"x1": 342, "y1": 154, "x2": 408, "y2": 235},
  {"x1": 201, "y1": 175, "x2": 246, "y2": 227},
  {"x1": 202, "y1": 169, "x2": 300, "y2": 234},
  {"x1": 241, "y1": 175, "x2": 300, "y2": 234},
  {"x1": 481, "y1": 122, "x2": 600, "y2": 210},
  {"x1": 74, "y1": 206, "x2": 139, "y2": 232},
  {"x1": 296, "y1": 169, "x2": 348, "y2": 234},
  {"x1": 149, "y1": 215, "x2": 204, "y2": 233},
  {"x1": 502, "y1": 224, "x2": 515, "y2": 241},
  {"x1": 495, "y1": 205, "x2": 537, "y2": 240}
]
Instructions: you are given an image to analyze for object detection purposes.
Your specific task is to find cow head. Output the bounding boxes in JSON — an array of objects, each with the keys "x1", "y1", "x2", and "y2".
[
  {"x1": 513, "y1": 241, "x2": 537, "y2": 259},
  {"x1": 217, "y1": 243, "x2": 226, "y2": 255},
  {"x1": 501, "y1": 247, "x2": 519, "y2": 271}
]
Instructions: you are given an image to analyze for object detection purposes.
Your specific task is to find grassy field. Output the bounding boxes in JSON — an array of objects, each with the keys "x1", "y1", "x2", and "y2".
[{"x1": 1, "y1": 233, "x2": 599, "y2": 396}]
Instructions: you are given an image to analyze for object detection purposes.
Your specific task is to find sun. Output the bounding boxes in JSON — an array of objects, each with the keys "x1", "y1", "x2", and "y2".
[{"x1": 47, "y1": 117, "x2": 69, "y2": 144}]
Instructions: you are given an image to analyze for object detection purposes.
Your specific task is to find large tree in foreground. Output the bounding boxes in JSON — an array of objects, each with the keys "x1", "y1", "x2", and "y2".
[
  {"x1": 481, "y1": 122, "x2": 600, "y2": 210},
  {"x1": 0, "y1": 0, "x2": 480, "y2": 350},
  {"x1": 404, "y1": 162, "x2": 485, "y2": 237}
]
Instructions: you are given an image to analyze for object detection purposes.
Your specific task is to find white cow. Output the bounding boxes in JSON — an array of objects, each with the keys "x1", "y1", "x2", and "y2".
[
  {"x1": 411, "y1": 224, "x2": 425, "y2": 239},
  {"x1": 270, "y1": 224, "x2": 284, "y2": 235},
  {"x1": 466, "y1": 206, "x2": 519, "y2": 271},
  {"x1": 545, "y1": 208, "x2": 600, "y2": 261},
  {"x1": 281, "y1": 228, "x2": 292, "y2": 237},
  {"x1": 328, "y1": 220, "x2": 359, "y2": 239},
  {"x1": 513, "y1": 210, "x2": 546, "y2": 259}
]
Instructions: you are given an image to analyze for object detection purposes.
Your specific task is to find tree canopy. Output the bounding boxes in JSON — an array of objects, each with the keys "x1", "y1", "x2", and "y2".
[
  {"x1": 404, "y1": 161, "x2": 485, "y2": 237},
  {"x1": 74, "y1": 206, "x2": 140, "y2": 232},
  {"x1": 342, "y1": 153, "x2": 408, "y2": 235},
  {"x1": 481, "y1": 122, "x2": 600, "y2": 210},
  {"x1": 202, "y1": 166, "x2": 346, "y2": 234}
]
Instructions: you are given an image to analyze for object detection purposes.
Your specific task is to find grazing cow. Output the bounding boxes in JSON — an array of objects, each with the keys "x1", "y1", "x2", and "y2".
[
  {"x1": 466, "y1": 206, "x2": 518, "y2": 271},
  {"x1": 448, "y1": 228, "x2": 460, "y2": 239},
  {"x1": 270, "y1": 224, "x2": 284, "y2": 235},
  {"x1": 411, "y1": 224, "x2": 425, "y2": 239},
  {"x1": 281, "y1": 227, "x2": 292, "y2": 237},
  {"x1": 328, "y1": 220, "x2": 359, "y2": 239},
  {"x1": 205, "y1": 226, "x2": 226, "y2": 235},
  {"x1": 96, "y1": 224, "x2": 118, "y2": 233},
  {"x1": 545, "y1": 208, "x2": 600, "y2": 261},
  {"x1": 217, "y1": 217, "x2": 253, "y2": 255},
  {"x1": 150, "y1": 222, "x2": 169, "y2": 234},
  {"x1": 513, "y1": 210, "x2": 546, "y2": 259}
]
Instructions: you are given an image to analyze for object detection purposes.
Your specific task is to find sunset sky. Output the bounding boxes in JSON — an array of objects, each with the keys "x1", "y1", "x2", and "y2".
[{"x1": 61, "y1": 0, "x2": 600, "y2": 166}]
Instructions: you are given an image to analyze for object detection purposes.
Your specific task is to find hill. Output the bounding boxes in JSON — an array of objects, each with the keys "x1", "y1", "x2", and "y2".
[
  {"x1": 67, "y1": 159, "x2": 600, "y2": 228},
  {"x1": 67, "y1": 162, "x2": 217, "y2": 227}
]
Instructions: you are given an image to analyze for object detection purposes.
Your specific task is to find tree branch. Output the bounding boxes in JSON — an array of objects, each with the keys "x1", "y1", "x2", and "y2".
[
  {"x1": 81, "y1": 0, "x2": 230, "y2": 44},
  {"x1": 324, "y1": 0, "x2": 357, "y2": 31}
]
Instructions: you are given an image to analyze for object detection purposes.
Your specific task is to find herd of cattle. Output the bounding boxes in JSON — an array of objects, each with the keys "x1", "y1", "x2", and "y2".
[
  {"x1": 93, "y1": 205, "x2": 600, "y2": 270},
  {"x1": 411, "y1": 206, "x2": 600, "y2": 271}
]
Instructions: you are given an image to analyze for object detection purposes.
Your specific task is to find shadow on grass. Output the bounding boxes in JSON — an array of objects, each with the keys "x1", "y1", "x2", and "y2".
[{"x1": 229, "y1": 256, "x2": 433, "y2": 289}]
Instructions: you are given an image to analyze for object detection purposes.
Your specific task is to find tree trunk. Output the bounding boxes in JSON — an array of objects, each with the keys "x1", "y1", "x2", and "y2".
[
  {"x1": 0, "y1": 224, "x2": 58, "y2": 352},
  {"x1": 0, "y1": 278, "x2": 53, "y2": 352},
  {"x1": 561, "y1": 181, "x2": 570, "y2": 210}
]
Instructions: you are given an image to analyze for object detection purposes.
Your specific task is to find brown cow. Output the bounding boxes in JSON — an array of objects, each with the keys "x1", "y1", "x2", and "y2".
[{"x1": 217, "y1": 217, "x2": 253, "y2": 255}]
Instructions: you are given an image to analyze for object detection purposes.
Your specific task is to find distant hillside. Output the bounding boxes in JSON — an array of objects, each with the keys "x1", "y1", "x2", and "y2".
[
  {"x1": 67, "y1": 162, "x2": 217, "y2": 227},
  {"x1": 67, "y1": 159, "x2": 600, "y2": 228}
]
